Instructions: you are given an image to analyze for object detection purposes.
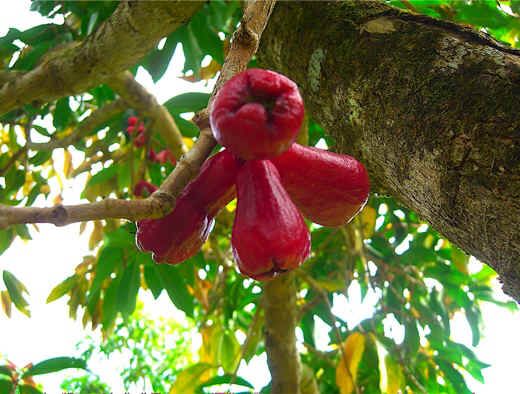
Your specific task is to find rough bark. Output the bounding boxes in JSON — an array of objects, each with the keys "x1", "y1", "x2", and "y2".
[
  {"x1": 0, "y1": 1, "x2": 203, "y2": 116},
  {"x1": 263, "y1": 273, "x2": 301, "y2": 394},
  {"x1": 258, "y1": 2, "x2": 520, "y2": 300}
]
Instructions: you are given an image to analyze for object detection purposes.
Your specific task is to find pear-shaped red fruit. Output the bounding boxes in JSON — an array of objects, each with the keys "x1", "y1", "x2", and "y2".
[
  {"x1": 210, "y1": 69, "x2": 304, "y2": 160},
  {"x1": 232, "y1": 160, "x2": 310, "y2": 280},
  {"x1": 271, "y1": 143, "x2": 370, "y2": 227},
  {"x1": 136, "y1": 150, "x2": 241, "y2": 264},
  {"x1": 136, "y1": 197, "x2": 213, "y2": 263}
]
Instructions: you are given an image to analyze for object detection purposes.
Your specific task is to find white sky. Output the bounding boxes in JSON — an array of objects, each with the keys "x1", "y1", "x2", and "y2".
[{"x1": 0, "y1": 1, "x2": 519, "y2": 393}]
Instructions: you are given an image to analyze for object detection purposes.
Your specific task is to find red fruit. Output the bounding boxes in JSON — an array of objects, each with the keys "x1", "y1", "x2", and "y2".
[
  {"x1": 137, "y1": 122, "x2": 145, "y2": 133},
  {"x1": 271, "y1": 143, "x2": 370, "y2": 227},
  {"x1": 128, "y1": 116, "x2": 138, "y2": 126},
  {"x1": 133, "y1": 180, "x2": 157, "y2": 198},
  {"x1": 148, "y1": 148, "x2": 157, "y2": 161},
  {"x1": 133, "y1": 132, "x2": 146, "y2": 148},
  {"x1": 183, "y1": 149, "x2": 242, "y2": 216},
  {"x1": 126, "y1": 125, "x2": 136, "y2": 134},
  {"x1": 232, "y1": 160, "x2": 310, "y2": 280},
  {"x1": 155, "y1": 149, "x2": 176, "y2": 165},
  {"x1": 136, "y1": 197, "x2": 213, "y2": 264},
  {"x1": 210, "y1": 69, "x2": 304, "y2": 160},
  {"x1": 136, "y1": 149, "x2": 242, "y2": 264}
]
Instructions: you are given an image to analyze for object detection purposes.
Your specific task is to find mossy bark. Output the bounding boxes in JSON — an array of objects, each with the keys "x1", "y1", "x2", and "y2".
[
  {"x1": 258, "y1": 2, "x2": 520, "y2": 301},
  {"x1": 0, "y1": 1, "x2": 202, "y2": 115}
]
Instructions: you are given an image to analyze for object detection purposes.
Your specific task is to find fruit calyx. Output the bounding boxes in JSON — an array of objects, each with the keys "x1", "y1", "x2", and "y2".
[{"x1": 210, "y1": 69, "x2": 304, "y2": 160}]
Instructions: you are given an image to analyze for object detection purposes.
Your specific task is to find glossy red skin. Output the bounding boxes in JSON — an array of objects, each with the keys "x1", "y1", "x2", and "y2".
[
  {"x1": 155, "y1": 149, "x2": 176, "y2": 165},
  {"x1": 127, "y1": 116, "x2": 138, "y2": 126},
  {"x1": 133, "y1": 180, "x2": 157, "y2": 198},
  {"x1": 136, "y1": 149, "x2": 241, "y2": 264},
  {"x1": 271, "y1": 143, "x2": 370, "y2": 227},
  {"x1": 136, "y1": 196, "x2": 213, "y2": 264},
  {"x1": 232, "y1": 160, "x2": 310, "y2": 280},
  {"x1": 183, "y1": 149, "x2": 242, "y2": 216},
  {"x1": 210, "y1": 69, "x2": 304, "y2": 160},
  {"x1": 137, "y1": 123, "x2": 145, "y2": 133}
]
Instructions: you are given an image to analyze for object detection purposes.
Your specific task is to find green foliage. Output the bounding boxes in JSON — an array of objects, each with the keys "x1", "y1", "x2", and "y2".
[{"x1": 0, "y1": 1, "x2": 518, "y2": 393}]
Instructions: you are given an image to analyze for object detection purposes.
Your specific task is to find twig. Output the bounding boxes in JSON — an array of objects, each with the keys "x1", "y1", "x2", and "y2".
[{"x1": 0, "y1": 0, "x2": 277, "y2": 230}]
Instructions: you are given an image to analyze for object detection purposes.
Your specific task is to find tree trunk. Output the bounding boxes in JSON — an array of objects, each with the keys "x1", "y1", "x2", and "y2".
[
  {"x1": 258, "y1": 1, "x2": 520, "y2": 301},
  {"x1": 263, "y1": 272, "x2": 301, "y2": 394}
]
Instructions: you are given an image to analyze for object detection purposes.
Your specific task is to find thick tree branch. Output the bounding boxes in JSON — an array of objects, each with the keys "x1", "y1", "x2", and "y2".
[
  {"x1": 108, "y1": 72, "x2": 185, "y2": 157},
  {"x1": 0, "y1": 0, "x2": 276, "y2": 229},
  {"x1": 0, "y1": 1, "x2": 203, "y2": 116},
  {"x1": 27, "y1": 99, "x2": 126, "y2": 151},
  {"x1": 263, "y1": 273, "x2": 301, "y2": 394},
  {"x1": 258, "y1": 1, "x2": 520, "y2": 300}
]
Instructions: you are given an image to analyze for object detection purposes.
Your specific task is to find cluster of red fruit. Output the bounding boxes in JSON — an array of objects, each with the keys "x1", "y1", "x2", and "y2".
[
  {"x1": 126, "y1": 116, "x2": 176, "y2": 165},
  {"x1": 136, "y1": 69, "x2": 369, "y2": 281}
]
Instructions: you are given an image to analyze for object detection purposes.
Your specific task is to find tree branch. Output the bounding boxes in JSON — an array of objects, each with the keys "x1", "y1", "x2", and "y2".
[
  {"x1": 0, "y1": 0, "x2": 276, "y2": 229},
  {"x1": 0, "y1": 0, "x2": 203, "y2": 116},
  {"x1": 258, "y1": 1, "x2": 520, "y2": 301},
  {"x1": 27, "y1": 99, "x2": 126, "y2": 151},
  {"x1": 108, "y1": 72, "x2": 185, "y2": 157},
  {"x1": 263, "y1": 273, "x2": 301, "y2": 394}
]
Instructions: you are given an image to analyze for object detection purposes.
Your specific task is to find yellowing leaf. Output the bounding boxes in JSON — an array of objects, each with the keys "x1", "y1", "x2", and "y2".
[
  {"x1": 359, "y1": 205, "x2": 376, "y2": 239},
  {"x1": 88, "y1": 221, "x2": 103, "y2": 250},
  {"x1": 336, "y1": 332, "x2": 366, "y2": 394},
  {"x1": 384, "y1": 355, "x2": 404, "y2": 394},
  {"x1": 168, "y1": 363, "x2": 215, "y2": 394},
  {"x1": 63, "y1": 149, "x2": 73, "y2": 178},
  {"x1": 1, "y1": 290, "x2": 12, "y2": 318},
  {"x1": 183, "y1": 137, "x2": 194, "y2": 149}
]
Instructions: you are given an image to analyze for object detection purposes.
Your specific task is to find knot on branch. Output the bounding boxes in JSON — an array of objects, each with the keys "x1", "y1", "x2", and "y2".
[{"x1": 52, "y1": 205, "x2": 69, "y2": 226}]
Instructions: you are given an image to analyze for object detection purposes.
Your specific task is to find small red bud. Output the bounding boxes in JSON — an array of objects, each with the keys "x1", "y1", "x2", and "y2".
[{"x1": 127, "y1": 116, "x2": 138, "y2": 126}]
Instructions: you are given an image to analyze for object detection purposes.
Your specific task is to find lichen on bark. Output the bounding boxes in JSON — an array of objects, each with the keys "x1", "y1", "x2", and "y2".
[{"x1": 258, "y1": 1, "x2": 520, "y2": 301}]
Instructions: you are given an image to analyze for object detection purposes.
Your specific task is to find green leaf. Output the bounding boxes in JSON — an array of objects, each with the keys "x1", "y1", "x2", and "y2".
[
  {"x1": 102, "y1": 276, "x2": 119, "y2": 329},
  {"x1": 219, "y1": 330, "x2": 240, "y2": 373},
  {"x1": 46, "y1": 275, "x2": 76, "y2": 303},
  {"x1": 3, "y1": 270, "x2": 30, "y2": 317},
  {"x1": 90, "y1": 247, "x2": 122, "y2": 295},
  {"x1": 198, "y1": 374, "x2": 254, "y2": 391},
  {"x1": 174, "y1": 115, "x2": 200, "y2": 137},
  {"x1": 116, "y1": 160, "x2": 131, "y2": 191},
  {"x1": 164, "y1": 92, "x2": 210, "y2": 114},
  {"x1": 0, "y1": 376, "x2": 13, "y2": 394},
  {"x1": 22, "y1": 357, "x2": 87, "y2": 377},
  {"x1": 157, "y1": 264, "x2": 194, "y2": 317},
  {"x1": 404, "y1": 320, "x2": 419, "y2": 355},
  {"x1": 143, "y1": 261, "x2": 163, "y2": 299},
  {"x1": 117, "y1": 260, "x2": 140, "y2": 318},
  {"x1": 19, "y1": 384, "x2": 43, "y2": 394},
  {"x1": 84, "y1": 165, "x2": 118, "y2": 188},
  {"x1": 0, "y1": 365, "x2": 12, "y2": 377},
  {"x1": 29, "y1": 150, "x2": 52, "y2": 166},
  {"x1": 53, "y1": 97, "x2": 72, "y2": 129},
  {"x1": 0, "y1": 229, "x2": 15, "y2": 255}
]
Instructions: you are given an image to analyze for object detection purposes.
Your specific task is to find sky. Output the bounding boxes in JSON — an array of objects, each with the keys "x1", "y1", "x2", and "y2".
[{"x1": 1, "y1": 1, "x2": 519, "y2": 393}]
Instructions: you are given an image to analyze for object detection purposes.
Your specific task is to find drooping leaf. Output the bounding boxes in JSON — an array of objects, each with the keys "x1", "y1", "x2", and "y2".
[
  {"x1": 336, "y1": 332, "x2": 366, "y2": 394},
  {"x1": 22, "y1": 357, "x2": 87, "y2": 377}
]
